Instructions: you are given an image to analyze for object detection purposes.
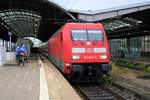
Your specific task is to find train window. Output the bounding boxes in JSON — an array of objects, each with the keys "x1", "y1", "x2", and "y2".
[
  {"x1": 87, "y1": 30, "x2": 103, "y2": 41},
  {"x1": 71, "y1": 30, "x2": 87, "y2": 41}
]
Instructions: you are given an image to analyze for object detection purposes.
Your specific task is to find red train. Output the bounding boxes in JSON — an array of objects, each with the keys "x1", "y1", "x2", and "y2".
[{"x1": 41, "y1": 22, "x2": 111, "y2": 80}]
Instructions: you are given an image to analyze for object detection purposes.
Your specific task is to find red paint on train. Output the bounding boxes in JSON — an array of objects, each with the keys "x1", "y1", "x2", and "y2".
[{"x1": 48, "y1": 22, "x2": 111, "y2": 77}]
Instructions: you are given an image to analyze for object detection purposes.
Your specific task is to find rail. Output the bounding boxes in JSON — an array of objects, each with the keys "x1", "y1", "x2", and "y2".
[{"x1": 74, "y1": 83, "x2": 140, "y2": 100}]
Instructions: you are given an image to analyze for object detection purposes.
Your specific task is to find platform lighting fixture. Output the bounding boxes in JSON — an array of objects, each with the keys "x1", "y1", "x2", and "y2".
[
  {"x1": 1, "y1": 23, "x2": 4, "y2": 25},
  {"x1": 34, "y1": 24, "x2": 38, "y2": 27}
]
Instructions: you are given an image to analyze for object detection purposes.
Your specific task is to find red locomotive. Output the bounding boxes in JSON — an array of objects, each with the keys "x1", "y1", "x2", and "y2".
[{"x1": 41, "y1": 22, "x2": 111, "y2": 80}]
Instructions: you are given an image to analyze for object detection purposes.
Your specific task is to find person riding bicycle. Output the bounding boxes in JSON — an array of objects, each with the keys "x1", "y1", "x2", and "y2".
[
  {"x1": 22, "y1": 44, "x2": 28, "y2": 61},
  {"x1": 16, "y1": 44, "x2": 27, "y2": 63}
]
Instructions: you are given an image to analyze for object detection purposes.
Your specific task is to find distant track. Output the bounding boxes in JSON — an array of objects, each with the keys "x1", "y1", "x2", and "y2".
[{"x1": 75, "y1": 84, "x2": 140, "y2": 100}]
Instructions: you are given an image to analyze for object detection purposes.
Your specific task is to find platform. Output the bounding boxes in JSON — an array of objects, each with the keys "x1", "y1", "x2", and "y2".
[
  {"x1": 0, "y1": 56, "x2": 39, "y2": 100},
  {"x1": 39, "y1": 56, "x2": 81, "y2": 100},
  {"x1": 0, "y1": 54, "x2": 81, "y2": 100}
]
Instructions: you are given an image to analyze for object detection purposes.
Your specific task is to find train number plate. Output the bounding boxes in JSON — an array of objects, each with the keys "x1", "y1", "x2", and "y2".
[{"x1": 84, "y1": 56, "x2": 97, "y2": 59}]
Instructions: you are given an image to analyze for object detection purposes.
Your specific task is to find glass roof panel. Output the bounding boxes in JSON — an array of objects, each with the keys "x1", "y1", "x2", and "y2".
[
  {"x1": 102, "y1": 17, "x2": 143, "y2": 31},
  {"x1": 0, "y1": 9, "x2": 41, "y2": 37}
]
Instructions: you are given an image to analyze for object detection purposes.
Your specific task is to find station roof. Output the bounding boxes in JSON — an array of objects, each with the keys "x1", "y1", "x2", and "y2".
[
  {"x1": 0, "y1": 9, "x2": 41, "y2": 37},
  {"x1": 0, "y1": 0, "x2": 73, "y2": 42},
  {"x1": 0, "y1": 0, "x2": 149, "y2": 42},
  {"x1": 49, "y1": 0, "x2": 150, "y2": 14}
]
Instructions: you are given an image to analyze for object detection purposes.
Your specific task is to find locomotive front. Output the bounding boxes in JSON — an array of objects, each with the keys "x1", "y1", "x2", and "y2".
[{"x1": 64, "y1": 23, "x2": 111, "y2": 80}]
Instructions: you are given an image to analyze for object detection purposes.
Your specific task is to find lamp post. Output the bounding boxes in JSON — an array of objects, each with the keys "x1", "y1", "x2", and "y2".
[{"x1": 8, "y1": 31, "x2": 12, "y2": 52}]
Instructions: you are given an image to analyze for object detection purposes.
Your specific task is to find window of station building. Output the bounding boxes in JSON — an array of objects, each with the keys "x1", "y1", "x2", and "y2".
[
  {"x1": 130, "y1": 37, "x2": 140, "y2": 51},
  {"x1": 148, "y1": 36, "x2": 150, "y2": 51},
  {"x1": 142, "y1": 36, "x2": 150, "y2": 52}
]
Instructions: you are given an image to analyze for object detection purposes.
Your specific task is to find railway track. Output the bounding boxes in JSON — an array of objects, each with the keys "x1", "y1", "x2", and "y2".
[
  {"x1": 39, "y1": 53, "x2": 142, "y2": 100},
  {"x1": 75, "y1": 83, "x2": 141, "y2": 100}
]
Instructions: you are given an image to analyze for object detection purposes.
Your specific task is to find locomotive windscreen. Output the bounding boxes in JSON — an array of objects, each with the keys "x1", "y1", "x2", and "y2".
[{"x1": 71, "y1": 29, "x2": 103, "y2": 41}]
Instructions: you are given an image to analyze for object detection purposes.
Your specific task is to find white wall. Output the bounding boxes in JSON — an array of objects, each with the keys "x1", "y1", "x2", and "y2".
[
  {"x1": 6, "y1": 52, "x2": 16, "y2": 61},
  {"x1": 0, "y1": 46, "x2": 16, "y2": 66},
  {"x1": 0, "y1": 47, "x2": 6, "y2": 66}
]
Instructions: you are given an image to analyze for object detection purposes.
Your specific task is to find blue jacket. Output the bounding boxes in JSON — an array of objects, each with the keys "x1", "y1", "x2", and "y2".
[{"x1": 16, "y1": 47, "x2": 26, "y2": 54}]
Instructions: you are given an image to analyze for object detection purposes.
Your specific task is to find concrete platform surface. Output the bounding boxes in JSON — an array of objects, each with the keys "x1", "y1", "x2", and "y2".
[
  {"x1": 40, "y1": 56, "x2": 81, "y2": 100},
  {"x1": 0, "y1": 55, "x2": 81, "y2": 100},
  {"x1": 0, "y1": 59, "x2": 40, "y2": 100}
]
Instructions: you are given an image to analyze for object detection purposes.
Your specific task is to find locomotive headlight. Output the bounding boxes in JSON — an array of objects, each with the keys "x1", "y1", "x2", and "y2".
[
  {"x1": 65, "y1": 63, "x2": 70, "y2": 66},
  {"x1": 100, "y1": 54, "x2": 107, "y2": 59},
  {"x1": 72, "y1": 55, "x2": 80, "y2": 59}
]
